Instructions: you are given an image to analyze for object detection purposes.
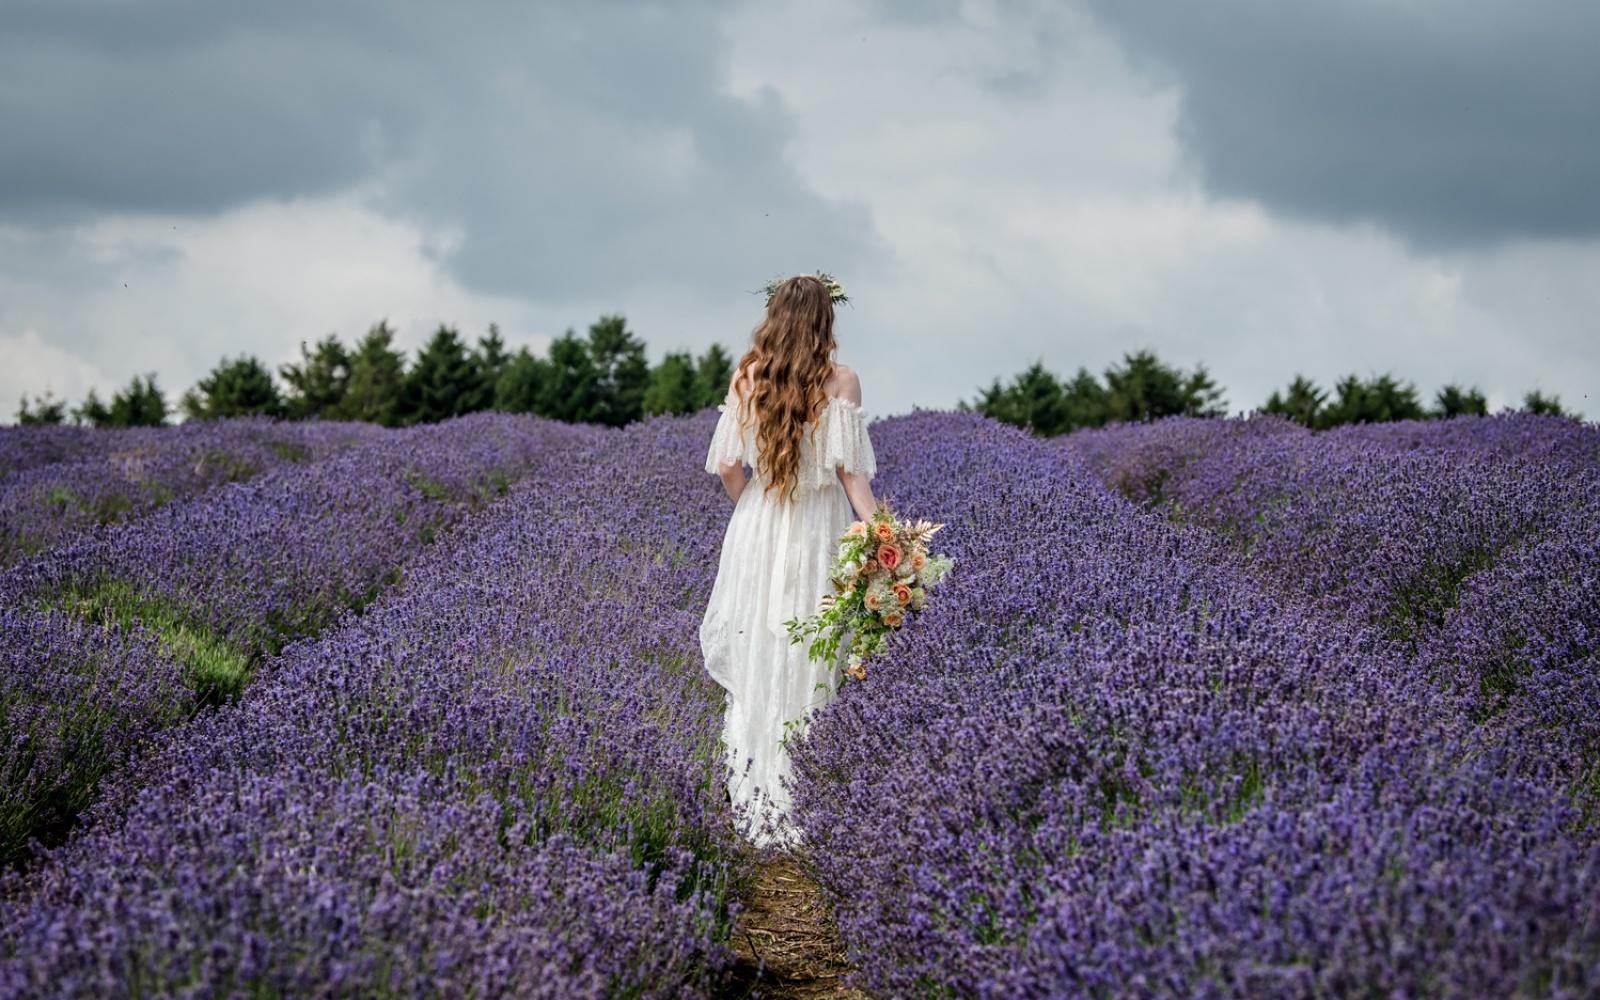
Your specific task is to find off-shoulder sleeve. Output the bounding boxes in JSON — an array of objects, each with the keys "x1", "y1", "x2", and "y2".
[
  {"x1": 704, "y1": 397, "x2": 747, "y2": 474},
  {"x1": 809, "y1": 396, "x2": 876, "y2": 488}
]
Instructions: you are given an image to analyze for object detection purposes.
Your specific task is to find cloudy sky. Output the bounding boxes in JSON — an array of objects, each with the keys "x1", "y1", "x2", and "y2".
[{"x1": 2, "y1": 0, "x2": 1595, "y2": 420}]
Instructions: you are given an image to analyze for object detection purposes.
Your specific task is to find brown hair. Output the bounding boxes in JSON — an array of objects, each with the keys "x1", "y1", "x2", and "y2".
[{"x1": 733, "y1": 275, "x2": 837, "y2": 504}]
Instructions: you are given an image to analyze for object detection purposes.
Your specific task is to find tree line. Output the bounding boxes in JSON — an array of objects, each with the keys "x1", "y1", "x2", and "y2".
[
  {"x1": 15, "y1": 316, "x2": 735, "y2": 429},
  {"x1": 962, "y1": 350, "x2": 1576, "y2": 437},
  {"x1": 15, "y1": 331, "x2": 1578, "y2": 434}
]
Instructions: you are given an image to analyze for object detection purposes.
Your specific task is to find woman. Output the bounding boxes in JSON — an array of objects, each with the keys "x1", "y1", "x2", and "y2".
[{"x1": 699, "y1": 274, "x2": 879, "y2": 849}]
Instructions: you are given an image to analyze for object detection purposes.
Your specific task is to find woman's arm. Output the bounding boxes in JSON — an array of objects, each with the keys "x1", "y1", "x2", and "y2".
[
  {"x1": 831, "y1": 365, "x2": 879, "y2": 520},
  {"x1": 838, "y1": 469, "x2": 878, "y2": 522},
  {"x1": 718, "y1": 461, "x2": 747, "y2": 504},
  {"x1": 715, "y1": 365, "x2": 751, "y2": 503}
]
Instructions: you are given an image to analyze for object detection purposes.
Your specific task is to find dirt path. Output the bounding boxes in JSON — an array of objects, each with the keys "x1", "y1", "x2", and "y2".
[{"x1": 718, "y1": 852, "x2": 868, "y2": 999}]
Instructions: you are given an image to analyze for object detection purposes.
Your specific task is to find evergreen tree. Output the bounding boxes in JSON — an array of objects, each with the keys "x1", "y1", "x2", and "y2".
[
  {"x1": 1432, "y1": 383, "x2": 1488, "y2": 418},
  {"x1": 494, "y1": 346, "x2": 552, "y2": 415},
  {"x1": 1320, "y1": 373, "x2": 1425, "y2": 427},
  {"x1": 182, "y1": 357, "x2": 282, "y2": 421},
  {"x1": 341, "y1": 320, "x2": 408, "y2": 426},
  {"x1": 1262, "y1": 375, "x2": 1328, "y2": 427},
  {"x1": 542, "y1": 330, "x2": 602, "y2": 422},
  {"x1": 467, "y1": 324, "x2": 511, "y2": 414},
  {"x1": 643, "y1": 351, "x2": 699, "y2": 416},
  {"x1": 971, "y1": 362, "x2": 1071, "y2": 436},
  {"x1": 108, "y1": 374, "x2": 168, "y2": 426},
  {"x1": 585, "y1": 314, "x2": 650, "y2": 427},
  {"x1": 1521, "y1": 390, "x2": 1570, "y2": 418},
  {"x1": 1061, "y1": 366, "x2": 1111, "y2": 430},
  {"x1": 74, "y1": 389, "x2": 112, "y2": 427},
  {"x1": 16, "y1": 391, "x2": 67, "y2": 426},
  {"x1": 1104, "y1": 350, "x2": 1226, "y2": 423},
  {"x1": 693, "y1": 344, "x2": 735, "y2": 408},
  {"x1": 279, "y1": 335, "x2": 351, "y2": 420},
  {"x1": 405, "y1": 325, "x2": 479, "y2": 424}
]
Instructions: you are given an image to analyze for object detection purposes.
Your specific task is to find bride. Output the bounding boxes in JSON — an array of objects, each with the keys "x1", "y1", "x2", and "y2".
[{"x1": 699, "y1": 274, "x2": 879, "y2": 848}]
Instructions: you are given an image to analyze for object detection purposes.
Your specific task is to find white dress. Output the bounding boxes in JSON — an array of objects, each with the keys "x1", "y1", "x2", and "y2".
[{"x1": 699, "y1": 389, "x2": 878, "y2": 848}]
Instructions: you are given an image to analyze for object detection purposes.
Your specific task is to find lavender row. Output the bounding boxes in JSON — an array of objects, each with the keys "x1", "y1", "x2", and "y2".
[
  {"x1": 0, "y1": 417, "x2": 386, "y2": 565},
  {"x1": 786, "y1": 411, "x2": 1598, "y2": 996},
  {"x1": 1062, "y1": 414, "x2": 1600, "y2": 801},
  {"x1": 0, "y1": 413, "x2": 595, "y2": 869},
  {"x1": 0, "y1": 609, "x2": 189, "y2": 868},
  {"x1": 0, "y1": 425, "x2": 101, "y2": 478},
  {"x1": 2, "y1": 412, "x2": 744, "y2": 997},
  {"x1": 2, "y1": 412, "x2": 586, "y2": 665}
]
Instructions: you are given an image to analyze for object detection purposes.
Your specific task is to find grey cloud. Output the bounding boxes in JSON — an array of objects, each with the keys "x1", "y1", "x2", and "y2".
[
  {"x1": 0, "y1": 1, "x2": 885, "y2": 299},
  {"x1": 0, "y1": 1, "x2": 424, "y2": 220},
  {"x1": 1082, "y1": 0, "x2": 1600, "y2": 248}
]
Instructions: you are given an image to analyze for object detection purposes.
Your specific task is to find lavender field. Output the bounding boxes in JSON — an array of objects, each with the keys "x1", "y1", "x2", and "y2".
[{"x1": 2, "y1": 409, "x2": 1597, "y2": 997}]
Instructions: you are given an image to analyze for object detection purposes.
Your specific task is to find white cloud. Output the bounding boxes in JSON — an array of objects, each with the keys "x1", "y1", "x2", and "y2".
[
  {"x1": 718, "y1": 0, "x2": 1599, "y2": 416},
  {"x1": 0, "y1": 328, "x2": 109, "y2": 412},
  {"x1": 0, "y1": 192, "x2": 548, "y2": 415}
]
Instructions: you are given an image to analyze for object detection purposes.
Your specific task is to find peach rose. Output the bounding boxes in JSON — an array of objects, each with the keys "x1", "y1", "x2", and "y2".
[
  {"x1": 883, "y1": 612, "x2": 904, "y2": 627},
  {"x1": 874, "y1": 521, "x2": 894, "y2": 542},
  {"x1": 892, "y1": 582, "x2": 913, "y2": 606},
  {"x1": 862, "y1": 559, "x2": 879, "y2": 576},
  {"x1": 846, "y1": 662, "x2": 868, "y2": 681},
  {"x1": 846, "y1": 522, "x2": 867, "y2": 537},
  {"x1": 864, "y1": 591, "x2": 882, "y2": 611},
  {"x1": 910, "y1": 551, "x2": 927, "y2": 572},
  {"x1": 876, "y1": 543, "x2": 902, "y2": 571}
]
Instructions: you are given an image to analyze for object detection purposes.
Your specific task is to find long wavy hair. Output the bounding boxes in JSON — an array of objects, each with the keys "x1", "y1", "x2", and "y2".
[{"x1": 733, "y1": 275, "x2": 838, "y2": 504}]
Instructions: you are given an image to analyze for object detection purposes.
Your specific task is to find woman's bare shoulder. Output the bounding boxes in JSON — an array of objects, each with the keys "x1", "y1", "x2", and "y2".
[{"x1": 827, "y1": 363, "x2": 863, "y2": 404}]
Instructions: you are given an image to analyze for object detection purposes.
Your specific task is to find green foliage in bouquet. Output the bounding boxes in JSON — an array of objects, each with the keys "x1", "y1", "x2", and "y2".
[{"x1": 784, "y1": 503, "x2": 953, "y2": 681}]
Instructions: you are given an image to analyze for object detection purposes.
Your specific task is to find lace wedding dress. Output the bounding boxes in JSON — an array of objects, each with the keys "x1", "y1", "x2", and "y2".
[{"x1": 699, "y1": 389, "x2": 877, "y2": 848}]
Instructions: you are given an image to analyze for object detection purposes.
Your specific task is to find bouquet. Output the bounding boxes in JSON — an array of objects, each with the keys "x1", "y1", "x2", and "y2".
[{"x1": 784, "y1": 503, "x2": 953, "y2": 681}]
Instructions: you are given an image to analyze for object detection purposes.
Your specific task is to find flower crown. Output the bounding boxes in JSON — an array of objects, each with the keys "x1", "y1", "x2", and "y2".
[{"x1": 761, "y1": 271, "x2": 849, "y2": 306}]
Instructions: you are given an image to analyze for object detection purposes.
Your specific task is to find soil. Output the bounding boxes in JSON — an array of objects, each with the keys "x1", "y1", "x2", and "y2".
[{"x1": 717, "y1": 851, "x2": 869, "y2": 999}]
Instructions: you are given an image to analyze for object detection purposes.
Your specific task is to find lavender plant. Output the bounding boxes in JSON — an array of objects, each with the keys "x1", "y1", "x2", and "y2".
[
  {"x1": 0, "y1": 413, "x2": 595, "y2": 869},
  {"x1": 783, "y1": 411, "x2": 1599, "y2": 997},
  {"x1": 0, "y1": 417, "x2": 384, "y2": 564},
  {"x1": 1, "y1": 412, "x2": 745, "y2": 997}
]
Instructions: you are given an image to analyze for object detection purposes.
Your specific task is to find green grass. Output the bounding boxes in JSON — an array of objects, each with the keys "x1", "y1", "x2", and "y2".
[
  {"x1": 405, "y1": 471, "x2": 453, "y2": 502},
  {"x1": 54, "y1": 579, "x2": 253, "y2": 706}
]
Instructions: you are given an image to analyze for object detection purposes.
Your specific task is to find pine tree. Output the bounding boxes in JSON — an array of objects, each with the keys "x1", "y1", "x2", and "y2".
[
  {"x1": 1104, "y1": 350, "x2": 1226, "y2": 423},
  {"x1": 971, "y1": 361, "x2": 1070, "y2": 436},
  {"x1": 1320, "y1": 374, "x2": 1425, "y2": 427},
  {"x1": 77, "y1": 376, "x2": 168, "y2": 427},
  {"x1": 585, "y1": 315, "x2": 650, "y2": 427},
  {"x1": 1262, "y1": 375, "x2": 1328, "y2": 427},
  {"x1": 1061, "y1": 366, "x2": 1111, "y2": 430},
  {"x1": 280, "y1": 335, "x2": 351, "y2": 420},
  {"x1": 693, "y1": 344, "x2": 734, "y2": 408},
  {"x1": 16, "y1": 391, "x2": 68, "y2": 426},
  {"x1": 643, "y1": 351, "x2": 699, "y2": 416},
  {"x1": 341, "y1": 321, "x2": 408, "y2": 426},
  {"x1": 109, "y1": 374, "x2": 168, "y2": 426},
  {"x1": 74, "y1": 388, "x2": 112, "y2": 427},
  {"x1": 182, "y1": 360, "x2": 279, "y2": 421},
  {"x1": 542, "y1": 330, "x2": 601, "y2": 422},
  {"x1": 494, "y1": 346, "x2": 552, "y2": 415},
  {"x1": 468, "y1": 324, "x2": 511, "y2": 414},
  {"x1": 405, "y1": 325, "x2": 479, "y2": 424},
  {"x1": 1432, "y1": 383, "x2": 1488, "y2": 418},
  {"x1": 1521, "y1": 390, "x2": 1570, "y2": 418}
]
